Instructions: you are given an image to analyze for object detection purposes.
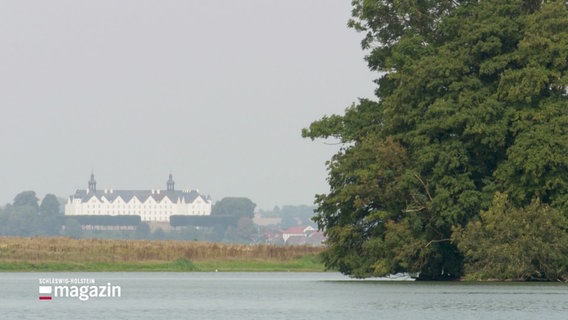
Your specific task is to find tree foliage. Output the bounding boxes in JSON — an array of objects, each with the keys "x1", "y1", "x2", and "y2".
[
  {"x1": 211, "y1": 197, "x2": 256, "y2": 219},
  {"x1": 259, "y1": 205, "x2": 317, "y2": 227},
  {"x1": 13, "y1": 191, "x2": 39, "y2": 212},
  {"x1": 304, "y1": 0, "x2": 567, "y2": 280},
  {"x1": 63, "y1": 218, "x2": 82, "y2": 238},
  {"x1": 455, "y1": 193, "x2": 568, "y2": 281},
  {"x1": 0, "y1": 192, "x2": 64, "y2": 236},
  {"x1": 39, "y1": 194, "x2": 60, "y2": 216},
  {"x1": 69, "y1": 215, "x2": 141, "y2": 226},
  {"x1": 169, "y1": 215, "x2": 237, "y2": 228}
]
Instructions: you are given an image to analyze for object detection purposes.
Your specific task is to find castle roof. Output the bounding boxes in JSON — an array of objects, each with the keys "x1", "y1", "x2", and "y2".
[
  {"x1": 71, "y1": 189, "x2": 208, "y2": 204},
  {"x1": 71, "y1": 173, "x2": 210, "y2": 204}
]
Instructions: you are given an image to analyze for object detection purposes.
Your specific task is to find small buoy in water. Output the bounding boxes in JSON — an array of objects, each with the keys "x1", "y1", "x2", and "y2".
[{"x1": 215, "y1": 269, "x2": 218, "y2": 272}]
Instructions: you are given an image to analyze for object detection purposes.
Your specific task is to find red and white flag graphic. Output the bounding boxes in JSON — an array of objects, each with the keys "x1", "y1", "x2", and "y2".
[{"x1": 39, "y1": 286, "x2": 52, "y2": 300}]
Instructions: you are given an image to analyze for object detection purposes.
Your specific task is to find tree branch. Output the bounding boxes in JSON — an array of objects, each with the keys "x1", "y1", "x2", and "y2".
[
  {"x1": 425, "y1": 238, "x2": 451, "y2": 247},
  {"x1": 414, "y1": 173, "x2": 433, "y2": 201}
]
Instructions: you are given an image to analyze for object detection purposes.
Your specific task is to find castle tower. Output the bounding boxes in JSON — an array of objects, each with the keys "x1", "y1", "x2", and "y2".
[
  {"x1": 167, "y1": 173, "x2": 175, "y2": 192},
  {"x1": 88, "y1": 173, "x2": 97, "y2": 193}
]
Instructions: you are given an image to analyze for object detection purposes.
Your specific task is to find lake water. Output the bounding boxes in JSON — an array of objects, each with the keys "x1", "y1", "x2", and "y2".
[{"x1": 1, "y1": 272, "x2": 567, "y2": 319}]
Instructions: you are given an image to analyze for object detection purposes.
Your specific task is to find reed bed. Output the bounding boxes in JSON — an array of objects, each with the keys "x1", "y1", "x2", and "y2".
[{"x1": 0, "y1": 237, "x2": 323, "y2": 264}]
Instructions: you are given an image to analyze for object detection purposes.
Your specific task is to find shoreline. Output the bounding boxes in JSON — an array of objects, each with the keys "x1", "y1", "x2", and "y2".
[
  {"x1": 0, "y1": 236, "x2": 325, "y2": 272},
  {"x1": 0, "y1": 257, "x2": 326, "y2": 273}
]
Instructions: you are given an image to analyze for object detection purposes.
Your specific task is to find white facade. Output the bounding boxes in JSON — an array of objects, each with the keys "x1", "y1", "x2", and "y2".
[{"x1": 65, "y1": 174, "x2": 212, "y2": 222}]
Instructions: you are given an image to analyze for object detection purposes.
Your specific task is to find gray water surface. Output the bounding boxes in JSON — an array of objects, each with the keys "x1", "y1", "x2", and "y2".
[{"x1": 1, "y1": 272, "x2": 567, "y2": 320}]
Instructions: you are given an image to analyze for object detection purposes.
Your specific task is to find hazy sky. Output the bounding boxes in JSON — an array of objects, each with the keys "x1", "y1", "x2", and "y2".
[{"x1": 0, "y1": 1, "x2": 375, "y2": 210}]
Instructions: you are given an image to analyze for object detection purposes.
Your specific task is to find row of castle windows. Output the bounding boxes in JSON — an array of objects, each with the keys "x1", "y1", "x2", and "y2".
[
  {"x1": 86, "y1": 204, "x2": 174, "y2": 209},
  {"x1": 85, "y1": 204, "x2": 206, "y2": 209},
  {"x1": 83, "y1": 204, "x2": 207, "y2": 211},
  {"x1": 81, "y1": 209, "x2": 207, "y2": 215}
]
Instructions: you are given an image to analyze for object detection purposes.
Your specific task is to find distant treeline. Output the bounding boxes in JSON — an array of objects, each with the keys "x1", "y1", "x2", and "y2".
[
  {"x1": 69, "y1": 215, "x2": 141, "y2": 226},
  {"x1": 69, "y1": 215, "x2": 240, "y2": 228},
  {"x1": 0, "y1": 192, "x2": 317, "y2": 245},
  {"x1": 258, "y1": 205, "x2": 316, "y2": 228},
  {"x1": 0, "y1": 191, "x2": 62, "y2": 237},
  {"x1": 170, "y1": 215, "x2": 237, "y2": 227}
]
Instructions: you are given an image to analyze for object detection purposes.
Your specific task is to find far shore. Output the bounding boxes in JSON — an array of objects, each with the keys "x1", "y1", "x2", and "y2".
[{"x1": 0, "y1": 236, "x2": 325, "y2": 272}]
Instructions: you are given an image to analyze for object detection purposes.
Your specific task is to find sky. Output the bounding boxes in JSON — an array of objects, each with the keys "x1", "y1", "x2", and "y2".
[{"x1": 0, "y1": 1, "x2": 376, "y2": 210}]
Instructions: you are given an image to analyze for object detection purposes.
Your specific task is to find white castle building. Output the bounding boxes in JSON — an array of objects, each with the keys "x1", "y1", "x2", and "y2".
[{"x1": 65, "y1": 174, "x2": 212, "y2": 222}]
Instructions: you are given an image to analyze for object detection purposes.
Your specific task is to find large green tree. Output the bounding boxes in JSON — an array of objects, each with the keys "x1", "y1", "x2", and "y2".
[{"x1": 303, "y1": 0, "x2": 567, "y2": 280}]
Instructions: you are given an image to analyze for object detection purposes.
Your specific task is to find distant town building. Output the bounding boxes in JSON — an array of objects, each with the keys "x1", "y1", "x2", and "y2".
[
  {"x1": 64, "y1": 173, "x2": 212, "y2": 222},
  {"x1": 281, "y1": 225, "x2": 324, "y2": 245},
  {"x1": 282, "y1": 225, "x2": 315, "y2": 243}
]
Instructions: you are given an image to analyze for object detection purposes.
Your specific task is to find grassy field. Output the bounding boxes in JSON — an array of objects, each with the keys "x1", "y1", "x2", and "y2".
[{"x1": 0, "y1": 237, "x2": 326, "y2": 272}]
